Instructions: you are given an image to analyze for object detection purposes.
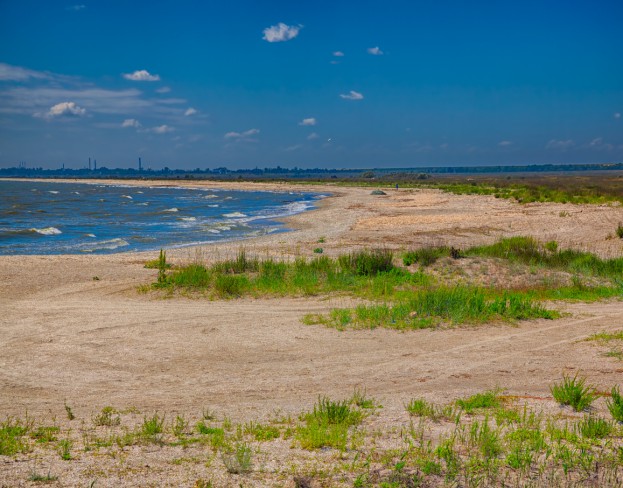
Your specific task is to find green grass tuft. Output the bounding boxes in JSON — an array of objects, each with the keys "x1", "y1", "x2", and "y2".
[{"x1": 550, "y1": 374, "x2": 596, "y2": 412}]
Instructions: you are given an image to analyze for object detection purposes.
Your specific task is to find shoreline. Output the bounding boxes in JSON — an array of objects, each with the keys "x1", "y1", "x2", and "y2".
[{"x1": 2, "y1": 179, "x2": 623, "y2": 413}]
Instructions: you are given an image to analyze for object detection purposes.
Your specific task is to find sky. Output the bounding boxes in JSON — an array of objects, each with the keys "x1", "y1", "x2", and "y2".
[{"x1": 1, "y1": 0, "x2": 622, "y2": 170}]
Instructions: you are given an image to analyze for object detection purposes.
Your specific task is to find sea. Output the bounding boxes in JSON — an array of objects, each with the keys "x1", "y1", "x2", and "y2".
[{"x1": 0, "y1": 180, "x2": 324, "y2": 255}]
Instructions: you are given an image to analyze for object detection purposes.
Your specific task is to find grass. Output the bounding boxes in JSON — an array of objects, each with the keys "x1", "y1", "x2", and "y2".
[
  {"x1": 466, "y1": 236, "x2": 623, "y2": 280},
  {"x1": 456, "y1": 390, "x2": 502, "y2": 414},
  {"x1": 297, "y1": 396, "x2": 364, "y2": 450},
  {"x1": 550, "y1": 374, "x2": 597, "y2": 412},
  {"x1": 607, "y1": 386, "x2": 623, "y2": 422},
  {"x1": 92, "y1": 406, "x2": 120, "y2": 427},
  {"x1": 148, "y1": 237, "x2": 621, "y2": 332},
  {"x1": 307, "y1": 286, "x2": 557, "y2": 330},
  {"x1": 2, "y1": 389, "x2": 623, "y2": 486},
  {"x1": 221, "y1": 442, "x2": 253, "y2": 474}
]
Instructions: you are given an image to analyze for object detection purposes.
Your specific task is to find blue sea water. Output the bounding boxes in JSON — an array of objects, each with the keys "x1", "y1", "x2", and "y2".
[{"x1": 0, "y1": 180, "x2": 323, "y2": 255}]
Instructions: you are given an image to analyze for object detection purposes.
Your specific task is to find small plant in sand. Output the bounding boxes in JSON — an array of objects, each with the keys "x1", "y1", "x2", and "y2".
[
  {"x1": 616, "y1": 222, "x2": 623, "y2": 239},
  {"x1": 221, "y1": 442, "x2": 253, "y2": 474},
  {"x1": 550, "y1": 374, "x2": 596, "y2": 412},
  {"x1": 29, "y1": 469, "x2": 58, "y2": 482},
  {"x1": 64, "y1": 403, "x2": 75, "y2": 421},
  {"x1": 157, "y1": 249, "x2": 168, "y2": 284},
  {"x1": 58, "y1": 438, "x2": 72, "y2": 460},
  {"x1": 607, "y1": 386, "x2": 623, "y2": 422},
  {"x1": 141, "y1": 413, "x2": 165, "y2": 443},
  {"x1": 92, "y1": 406, "x2": 120, "y2": 427}
]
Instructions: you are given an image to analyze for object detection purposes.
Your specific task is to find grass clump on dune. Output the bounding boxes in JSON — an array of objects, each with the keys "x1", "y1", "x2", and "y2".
[{"x1": 306, "y1": 286, "x2": 557, "y2": 330}]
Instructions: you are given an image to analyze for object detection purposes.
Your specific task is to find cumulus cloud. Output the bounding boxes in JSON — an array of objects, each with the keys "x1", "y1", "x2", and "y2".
[
  {"x1": 123, "y1": 69, "x2": 161, "y2": 81},
  {"x1": 340, "y1": 90, "x2": 364, "y2": 100},
  {"x1": 156, "y1": 86, "x2": 171, "y2": 94},
  {"x1": 498, "y1": 140, "x2": 513, "y2": 147},
  {"x1": 224, "y1": 128, "x2": 260, "y2": 141},
  {"x1": 367, "y1": 46, "x2": 383, "y2": 55},
  {"x1": 299, "y1": 117, "x2": 316, "y2": 126},
  {"x1": 121, "y1": 118, "x2": 141, "y2": 128},
  {"x1": 615, "y1": 112, "x2": 621, "y2": 119},
  {"x1": 546, "y1": 139, "x2": 574, "y2": 150},
  {"x1": 307, "y1": 132, "x2": 319, "y2": 140},
  {"x1": 262, "y1": 23, "x2": 302, "y2": 42},
  {"x1": 333, "y1": 51, "x2": 344, "y2": 57},
  {"x1": 0, "y1": 62, "x2": 50, "y2": 81},
  {"x1": 184, "y1": 107, "x2": 197, "y2": 116},
  {"x1": 150, "y1": 124, "x2": 174, "y2": 134},
  {"x1": 36, "y1": 101, "x2": 86, "y2": 119}
]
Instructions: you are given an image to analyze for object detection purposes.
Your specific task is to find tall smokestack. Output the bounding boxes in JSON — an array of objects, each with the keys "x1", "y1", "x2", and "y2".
[
  {"x1": 139, "y1": 157, "x2": 142, "y2": 171},
  {"x1": 88, "y1": 157, "x2": 91, "y2": 170},
  {"x1": 94, "y1": 160, "x2": 97, "y2": 171}
]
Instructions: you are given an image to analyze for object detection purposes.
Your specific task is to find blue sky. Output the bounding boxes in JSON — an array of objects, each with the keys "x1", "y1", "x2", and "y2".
[{"x1": 1, "y1": 0, "x2": 622, "y2": 169}]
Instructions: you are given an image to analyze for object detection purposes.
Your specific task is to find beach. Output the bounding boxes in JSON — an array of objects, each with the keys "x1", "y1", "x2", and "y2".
[{"x1": 2, "y1": 179, "x2": 623, "y2": 486}]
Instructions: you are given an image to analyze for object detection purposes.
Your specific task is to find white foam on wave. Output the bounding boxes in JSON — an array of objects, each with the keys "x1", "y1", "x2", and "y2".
[
  {"x1": 31, "y1": 227, "x2": 62, "y2": 235},
  {"x1": 207, "y1": 204, "x2": 219, "y2": 208},
  {"x1": 162, "y1": 207, "x2": 179, "y2": 213},
  {"x1": 138, "y1": 202, "x2": 149, "y2": 206},
  {"x1": 72, "y1": 191, "x2": 80, "y2": 195},
  {"x1": 122, "y1": 195, "x2": 133, "y2": 199},
  {"x1": 180, "y1": 217, "x2": 196, "y2": 221},
  {"x1": 80, "y1": 238, "x2": 129, "y2": 252},
  {"x1": 48, "y1": 191, "x2": 60, "y2": 194},
  {"x1": 223, "y1": 212, "x2": 247, "y2": 218},
  {"x1": 207, "y1": 229, "x2": 221, "y2": 234},
  {"x1": 203, "y1": 194, "x2": 219, "y2": 199},
  {"x1": 86, "y1": 233, "x2": 96, "y2": 238}
]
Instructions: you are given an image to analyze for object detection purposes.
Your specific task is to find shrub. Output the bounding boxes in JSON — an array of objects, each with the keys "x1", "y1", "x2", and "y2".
[
  {"x1": 550, "y1": 374, "x2": 596, "y2": 412},
  {"x1": 617, "y1": 222, "x2": 623, "y2": 239},
  {"x1": 93, "y1": 407, "x2": 120, "y2": 427},
  {"x1": 313, "y1": 247, "x2": 323, "y2": 254}
]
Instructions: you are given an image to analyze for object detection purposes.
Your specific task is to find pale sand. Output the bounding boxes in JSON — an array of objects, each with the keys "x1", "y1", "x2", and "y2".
[{"x1": 2, "y1": 179, "x2": 623, "y2": 419}]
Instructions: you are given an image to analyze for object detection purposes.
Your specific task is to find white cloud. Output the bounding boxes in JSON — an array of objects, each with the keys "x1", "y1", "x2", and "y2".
[
  {"x1": 307, "y1": 132, "x2": 319, "y2": 140},
  {"x1": 340, "y1": 90, "x2": 364, "y2": 100},
  {"x1": 546, "y1": 139, "x2": 574, "y2": 150},
  {"x1": 299, "y1": 117, "x2": 316, "y2": 126},
  {"x1": 66, "y1": 4, "x2": 86, "y2": 11},
  {"x1": 184, "y1": 107, "x2": 197, "y2": 116},
  {"x1": 588, "y1": 137, "x2": 614, "y2": 150},
  {"x1": 123, "y1": 69, "x2": 161, "y2": 81},
  {"x1": 0, "y1": 62, "x2": 50, "y2": 81},
  {"x1": 284, "y1": 144, "x2": 302, "y2": 152},
  {"x1": 367, "y1": 46, "x2": 383, "y2": 55},
  {"x1": 150, "y1": 125, "x2": 174, "y2": 134},
  {"x1": 333, "y1": 51, "x2": 344, "y2": 57},
  {"x1": 615, "y1": 112, "x2": 621, "y2": 119},
  {"x1": 224, "y1": 128, "x2": 260, "y2": 141},
  {"x1": 262, "y1": 23, "x2": 302, "y2": 42},
  {"x1": 156, "y1": 86, "x2": 171, "y2": 94},
  {"x1": 121, "y1": 118, "x2": 141, "y2": 128},
  {"x1": 36, "y1": 101, "x2": 86, "y2": 119},
  {"x1": 498, "y1": 140, "x2": 513, "y2": 147}
]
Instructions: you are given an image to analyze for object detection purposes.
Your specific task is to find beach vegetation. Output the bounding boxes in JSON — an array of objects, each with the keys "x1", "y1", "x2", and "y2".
[
  {"x1": 456, "y1": 389, "x2": 502, "y2": 414},
  {"x1": 550, "y1": 374, "x2": 596, "y2": 412},
  {"x1": 221, "y1": 442, "x2": 253, "y2": 474},
  {"x1": 607, "y1": 386, "x2": 623, "y2": 422},
  {"x1": 616, "y1": 222, "x2": 623, "y2": 239},
  {"x1": 92, "y1": 406, "x2": 120, "y2": 427},
  {"x1": 29, "y1": 469, "x2": 58, "y2": 483}
]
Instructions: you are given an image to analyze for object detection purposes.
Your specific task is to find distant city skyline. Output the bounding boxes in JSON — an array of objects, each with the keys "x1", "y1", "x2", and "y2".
[{"x1": 1, "y1": 0, "x2": 622, "y2": 169}]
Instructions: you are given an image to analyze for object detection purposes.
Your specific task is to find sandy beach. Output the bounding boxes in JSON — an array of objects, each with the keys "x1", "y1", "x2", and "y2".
[{"x1": 1, "y1": 179, "x2": 622, "y2": 486}]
